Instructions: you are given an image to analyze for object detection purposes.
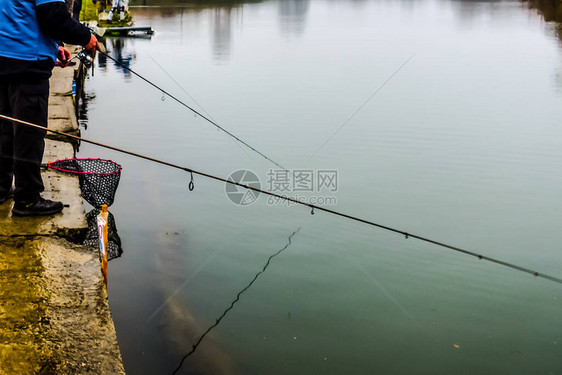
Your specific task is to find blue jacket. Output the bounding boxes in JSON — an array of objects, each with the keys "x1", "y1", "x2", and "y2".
[{"x1": 0, "y1": 0, "x2": 64, "y2": 62}]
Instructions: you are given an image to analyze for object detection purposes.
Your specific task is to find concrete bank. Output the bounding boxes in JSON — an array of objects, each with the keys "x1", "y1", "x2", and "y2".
[{"x1": 0, "y1": 54, "x2": 125, "y2": 374}]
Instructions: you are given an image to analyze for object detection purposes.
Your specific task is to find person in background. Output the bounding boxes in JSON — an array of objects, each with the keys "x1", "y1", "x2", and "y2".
[
  {"x1": 108, "y1": 0, "x2": 125, "y2": 21},
  {"x1": 0, "y1": 0, "x2": 101, "y2": 216}
]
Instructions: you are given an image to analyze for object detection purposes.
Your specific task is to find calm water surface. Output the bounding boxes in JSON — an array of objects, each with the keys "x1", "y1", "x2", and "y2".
[{"x1": 78, "y1": 1, "x2": 562, "y2": 374}]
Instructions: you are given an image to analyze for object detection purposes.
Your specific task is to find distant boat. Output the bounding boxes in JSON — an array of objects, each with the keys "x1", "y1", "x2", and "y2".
[{"x1": 104, "y1": 26, "x2": 154, "y2": 36}]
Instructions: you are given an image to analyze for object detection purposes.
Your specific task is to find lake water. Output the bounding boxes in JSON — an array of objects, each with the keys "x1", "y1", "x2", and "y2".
[{"x1": 78, "y1": 1, "x2": 562, "y2": 374}]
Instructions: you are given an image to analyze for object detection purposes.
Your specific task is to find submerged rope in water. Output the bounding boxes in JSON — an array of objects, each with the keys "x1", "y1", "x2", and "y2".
[
  {"x1": 2, "y1": 113, "x2": 561, "y2": 286},
  {"x1": 171, "y1": 227, "x2": 301, "y2": 375},
  {"x1": 98, "y1": 50, "x2": 288, "y2": 171}
]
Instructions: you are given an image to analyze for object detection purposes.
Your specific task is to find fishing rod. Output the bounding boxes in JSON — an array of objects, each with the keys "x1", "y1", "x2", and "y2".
[
  {"x1": 1, "y1": 113, "x2": 561, "y2": 285},
  {"x1": 96, "y1": 50, "x2": 288, "y2": 171}
]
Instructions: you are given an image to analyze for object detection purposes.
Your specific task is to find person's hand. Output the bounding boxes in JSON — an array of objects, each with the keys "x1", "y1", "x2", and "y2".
[
  {"x1": 57, "y1": 46, "x2": 71, "y2": 67},
  {"x1": 84, "y1": 33, "x2": 102, "y2": 53}
]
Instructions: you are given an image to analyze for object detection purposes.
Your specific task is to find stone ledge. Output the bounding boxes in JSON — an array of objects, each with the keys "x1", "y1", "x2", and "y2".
[
  {"x1": 47, "y1": 95, "x2": 80, "y2": 141},
  {"x1": 49, "y1": 64, "x2": 75, "y2": 97},
  {"x1": 0, "y1": 236, "x2": 125, "y2": 374}
]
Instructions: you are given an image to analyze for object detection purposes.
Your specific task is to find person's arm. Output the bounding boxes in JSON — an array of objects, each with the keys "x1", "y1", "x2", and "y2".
[{"x1": 36, "y1": 1, "x2": 91, "y2": 46}]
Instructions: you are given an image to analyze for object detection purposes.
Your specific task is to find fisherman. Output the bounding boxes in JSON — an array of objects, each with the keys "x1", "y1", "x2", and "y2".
[
  {"x1": 108, "y1": 0, "x2": 125, "y2": 21},
  {"x1": 0, "y1": 0, "x2": 101, "y2": 216}
]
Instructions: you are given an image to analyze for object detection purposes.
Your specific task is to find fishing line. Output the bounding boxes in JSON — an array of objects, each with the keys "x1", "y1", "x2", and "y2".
[
  {"x1": 171, "y1": 227, "x2": 301, "y2": 375},
  {"x1": 146, "y1": 53, "x2": 255, "y2": 162},
  {"x1": 146, "y1": 53, "x2": 215, "y2": 121},
  {"x1": 2, "y1": 113, "x2": 562, "y2": 286},
  {"x1": 97, "y1": 50, "x2": 287, "y2": 171},
  {"x1": 308, "y1": 53, "x2": 416, "y2": 161}
]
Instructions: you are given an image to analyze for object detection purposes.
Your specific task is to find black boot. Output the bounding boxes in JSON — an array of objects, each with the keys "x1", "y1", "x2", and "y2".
[{"x1": 12, "y1": 196, "x2": 64, "y2": 216}]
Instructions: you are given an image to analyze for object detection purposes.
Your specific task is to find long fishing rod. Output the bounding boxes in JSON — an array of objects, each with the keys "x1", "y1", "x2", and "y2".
[
  {"x1": 2, "y1": 113, "x2": 561, "y2": 285},
  {"x1": 98, "y1": 50, "x2": 287, "y2": 171}
]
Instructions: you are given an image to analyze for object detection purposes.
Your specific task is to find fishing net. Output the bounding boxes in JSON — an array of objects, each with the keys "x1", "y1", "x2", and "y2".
[
  {"x1": 47, "y1": 158, "x2": 122, "y2": 208},
  {"x1": 83, "y1": 208, "x2": 123, "y2": 261}
]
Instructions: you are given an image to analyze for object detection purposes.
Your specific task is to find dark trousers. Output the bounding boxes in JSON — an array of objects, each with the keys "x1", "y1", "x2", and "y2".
[{"x1": 0, "y1": 78, "x2": 49, "y2": 202}]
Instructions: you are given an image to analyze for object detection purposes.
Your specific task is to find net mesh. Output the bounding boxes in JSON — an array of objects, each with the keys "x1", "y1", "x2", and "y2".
[
  {"x1": 83, "y1": 208, "x2": 123, "y2": 261},
  {"x1": 48, "y1": 158, "x2": 122, "y2": 208}
]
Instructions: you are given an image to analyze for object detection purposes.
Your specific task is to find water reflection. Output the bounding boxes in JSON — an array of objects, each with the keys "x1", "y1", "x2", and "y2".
[
  {"x1": 77, "y1": 90, "x2": 94, "y2": 130},
  {"x1": 90, "y1": 1, "x2": 562, "y2": 374},
  {"x1": 148, "y1": 227, "x2": 234, "y2": 374},
  {"x1": 131, "y1": 0, "x2": 311, "y2": 60},
  {"x1": 76, "y1": 65, "x2": 92, "y2": 130},
  {"x1": 525, "y1": 0, "x2": 562, "y2": 40},
  {"x1": 98, "y1": 38, "x2": 137, "y2": 78},
  {"x1": 173, "y1": 227, "x2": 301, "y2": 374},
  {"x1": 83, "y1": 208, "x2": 124, "y2": 261},
  {"x1": 211, "y1": 7, "x2": 238, "y2": 61},
  {"x1": 450, "y1": 0, "x2": 523, "y2": 28},
  {"x1": 278, "y1": 0, "x2": 310, "y2": 37}
]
